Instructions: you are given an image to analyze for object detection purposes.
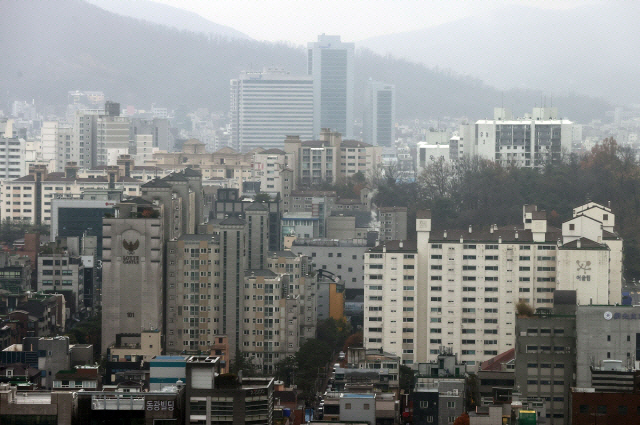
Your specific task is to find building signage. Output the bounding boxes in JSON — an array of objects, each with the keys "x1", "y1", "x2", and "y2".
[
  {"x1": 247, "y1": 388, "x2": 267, "y2": 396},
  {"x1": 122, "y1": 238, "x2": 140, "y2": 264},
  {"x1": 146, "y1": 400, "x2": 174, "y2": 411},
  {"x1": 604, "y1": 311, "x2": 639, "y2": 320}
]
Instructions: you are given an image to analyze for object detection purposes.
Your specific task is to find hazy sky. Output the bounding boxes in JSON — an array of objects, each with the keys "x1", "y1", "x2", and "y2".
[{"x1": 154, "y1": 0, "x2": 594, "y2": 45}]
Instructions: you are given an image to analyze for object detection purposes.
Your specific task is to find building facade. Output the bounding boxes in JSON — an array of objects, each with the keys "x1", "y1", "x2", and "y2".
[
  {"x1": 308, "y1": 35, "x2": 354, "y2": 138},
  {"x1": 230, "y1": 68, "x2": 314, "y2": 152},
  {"x1": 364, "y1": 203, "x2": 623, "y2": 367},
  {"x1": 364, "y1": 80, "x2": 395, "y2": 147}
]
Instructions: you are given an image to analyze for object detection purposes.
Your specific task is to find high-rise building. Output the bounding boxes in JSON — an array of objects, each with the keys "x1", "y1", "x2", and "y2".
[
  {"x1": 364, "y1": 203, "x2": 623, "y2": 367},
  {"x1": 364, "y1": 80, "x2": 395, "y2": 146},
  {"x1": 230, "y1": 68, "x2": 313, "y2": 152},
  {"x1": 308, "y1": 35, "x2": 354, "y2": 138},
  {"x1": 101, "y1": 199, "x2": 164, "y2": 355}
]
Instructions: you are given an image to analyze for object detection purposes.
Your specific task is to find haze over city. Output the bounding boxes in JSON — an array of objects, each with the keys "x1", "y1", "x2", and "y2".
[{"x1": 0, "y1": 1, "x2": 640, "y2": 424}]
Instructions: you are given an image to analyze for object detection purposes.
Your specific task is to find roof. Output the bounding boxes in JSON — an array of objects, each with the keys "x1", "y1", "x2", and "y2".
[
  {"x1": 179, "y1": 234, "x2": 216, "y2": 242},
  {"x1": 141, "y1": 179, "x2": 171, "y2": 188},
  {"x1": 245, "y1": 269, "x2": 278, "y2": 278},
  {"x1": 602, "y1": 230, "x2": 620, "y2": 240},
  {"x1": 182, "y1": 168, "x2": 202, "y2": 177},
  {"x1": 429, "y1": 227, "x2": 562, "y2": 243},
  {"x1": 531, "y1": 211, "x2": 547, "y2": 220},
  {"x1": 269, "y1": 250, "x2": 298, "y2": 258},
  {"x1": 120, "y1": 196, "x2": 152, "y2": 205},
  {"x1": 301, "y1": 140, "x2": 331, "y2": 148},
  {"x1": 245, "y1": 202, "x2": 269, "y2": 211},
  {"x1": 368, "y1": 240, "x2": 417, "y2": 253},
  {"x1": 379, "y1": 206, "x2": 407, "y2": 212},
  {"x1": 560, "y1": 237, "x2": 608, "y2": 250},
  {"x1": 219, "y1": 217, "x2": 246, "y2": 226},
  {"x1": 341, "y1": 139, "x2": 373, "y2": 148},
  {"x1": 55, "y1": 368, "x2": 99, "y2": 380},
  {"x1": 480, "y1": 349, "x2": 515, "y2": 371},
  {"x1": 259, "y1": 148, "x2": 286, "y2": 155},
  {"x1": 162, "y1": 173, "x2": 188, "y2": 182}
]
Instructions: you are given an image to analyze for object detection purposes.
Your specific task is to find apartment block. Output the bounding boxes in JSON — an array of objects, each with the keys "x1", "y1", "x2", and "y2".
[
  {"x1": 474, "y1": 107, "x2": 573, "y2": 167},
  {"x1": 364, "y1": 202, "x2": 623, "y2": 367}
]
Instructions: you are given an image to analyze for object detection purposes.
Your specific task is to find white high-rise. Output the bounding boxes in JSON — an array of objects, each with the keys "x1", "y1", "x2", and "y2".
[
  {"x1": 308, "y1": 35, "x2": 355, "y2": 139},
  {"x1": 364, "y1": 80, "x2": 395, "y2": 146},
  {"x1": 364, "y1": 203, "x2": 622, "y2": 368},
  {"x1": 230, "y1": 68, "x2": 313, "y2": 152}
]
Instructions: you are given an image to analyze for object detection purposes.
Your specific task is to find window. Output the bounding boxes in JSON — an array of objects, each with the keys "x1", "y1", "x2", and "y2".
[
  {"x1": 597, "y1": 405, "x2": 607, "y2": 415},
  {"x1": 447, "y1": 401, "x2": 455, "y2": 408},
  {"x1": 579, "y1": 405, "x2": 589, "y2": 414},
  {"x1": 619, "y1": 405, "x2": 628, "y2": 415}
]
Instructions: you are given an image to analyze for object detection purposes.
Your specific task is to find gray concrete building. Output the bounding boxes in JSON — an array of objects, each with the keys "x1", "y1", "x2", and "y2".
[
  {"x1": 291, "y1": 239, "x2": 368, "y2": 290},
  {"x1": 101, "y1": 199, "x2": 164, "y2": 355},
  {"x1": 515, "y1": 293, "x2": 577, "y2": 425},
  {"x1": 576, "y1": 304, "x2": 640, "y2": 388},
  {"x1": 378, "y1": 206, "x2": 407, "y2": 241}
]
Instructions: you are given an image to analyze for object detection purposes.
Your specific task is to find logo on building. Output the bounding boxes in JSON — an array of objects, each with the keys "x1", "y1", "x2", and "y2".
[
  {"x1": 604, "y1": 311, "x2": 613, "y2": 320},
  {"x1": 123, "y1": 239, "x2": 139, "y2": 254},
  {"x1": 122, "y1": 239, "x2": 140, "y2": 264}
]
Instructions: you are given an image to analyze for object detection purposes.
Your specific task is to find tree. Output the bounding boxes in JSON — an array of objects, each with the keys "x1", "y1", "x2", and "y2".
[
  {"x1": 516, "y1": 300, "x2": 534, "y2": 317},
  {"x1": 453, "y1": 412, "x2": 470, "y2": 425},
  {"x1": 230, "y1": 349, "x2": 258, "y2": 376},
  {"x1": 399, "y1": 365, "x2": 414, "y2": 393},
  {"x1": 316, "y1": 318, "x2": 352, "y2": 352},
  {"x1": 342, "y1": 332, "x2": 363, "y2": 352}
]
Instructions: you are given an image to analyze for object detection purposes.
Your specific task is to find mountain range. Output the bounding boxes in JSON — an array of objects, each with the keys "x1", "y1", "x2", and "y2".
[
  {"x1": 360, "y1": 3, "x2": 640, "y2": 105},
  {"x1": 0, "y1": 0, "x2": 612, "y2": 123}
]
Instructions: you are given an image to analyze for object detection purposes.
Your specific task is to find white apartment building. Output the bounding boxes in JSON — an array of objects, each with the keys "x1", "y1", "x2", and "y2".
[
  {"x1": 1, "y1": 163, "x2": 144, "y2": 225},
  {"x1": 230, "y1": 68, "x2": 314, "y2": 152},
  {"x1": 253, "y1": 148, "x2": 291, "y2": 197},
  {"x1": 0, "y1": 119, "x2": 27, "y2": 181},
  {"x1": 364, "y1": 203, "x2": 622, "y2": 368},
  {"x1": 474, "y1": 107, "x2": 573, "y2": 167}
]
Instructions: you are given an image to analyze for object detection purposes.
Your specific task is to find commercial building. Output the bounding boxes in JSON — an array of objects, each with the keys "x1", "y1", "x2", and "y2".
[
  {"x1": 364, "y1": 80, "x2": 395, "y2": 147},
  {"x1": 308, "y1": 35, "x2": 354, "y2": 138},
  {"x1": 364, "y1": 202, "x2": 623, "y2": 366},
  {"x1": 575, "y1": 304, "x2": 640, "y2": 388},
  {"x1": 230, "y1": 68, "x2": 314, "y2": 151},
  {"x1": 514, "y1": 292, "x2": 577, "y2": 425},
  {"x1": 185, "y1": 355, "x2": 273, "y2": 425}
]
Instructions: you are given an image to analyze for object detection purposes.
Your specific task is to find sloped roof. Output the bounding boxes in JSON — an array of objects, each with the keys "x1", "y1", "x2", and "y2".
[
  {"x1": 245, "y1": 202, "x2": 269, "y2": 211},
  {"x1": 480, "y1": 349, "x2": 516, "y2": 371},
  {"x1": 141, "y1": 179, "x2": 171, "y2": 188},
  {"x1": 561, "y1": 237, "x2": 608, "y2": 250}
]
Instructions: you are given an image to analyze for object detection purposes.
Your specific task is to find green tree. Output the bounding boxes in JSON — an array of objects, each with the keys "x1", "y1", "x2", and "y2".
[
  {"x1": 399, "y1": 365, "x2": 414, "y2": 393},
  {"x1": 230, "y1": 349, "x2": 258, "y2": 376}
]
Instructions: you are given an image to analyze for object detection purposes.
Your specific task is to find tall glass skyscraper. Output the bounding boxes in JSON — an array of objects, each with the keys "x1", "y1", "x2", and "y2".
[
  {"x1": 364, "y1": 80, "x2": 396, "y2": 146},
  {"x1": 307, "y1": 35, "x2": 354, "y2": 139}
]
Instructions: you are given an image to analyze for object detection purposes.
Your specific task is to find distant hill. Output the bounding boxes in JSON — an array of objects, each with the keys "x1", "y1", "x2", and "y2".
[
  {"x1": 359, "y1": 3, "x2": 640, "y2": 105},
  {"x1": 0, "y1": 0, "x2": 610, "y2": 123},
  {"x1": 86, "y1": 0, "x2": 251, "y2": 40}
]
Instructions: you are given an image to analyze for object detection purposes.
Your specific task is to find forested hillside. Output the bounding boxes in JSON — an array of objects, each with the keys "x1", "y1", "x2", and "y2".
[
  {"x1": 1, "y1": 0, "x2": 610, "y2": 121},
  {"x1": 373, "y1": 139, "x2": 640, "y2": 279}
]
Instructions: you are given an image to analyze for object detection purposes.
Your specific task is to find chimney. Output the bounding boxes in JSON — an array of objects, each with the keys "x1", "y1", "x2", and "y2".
[
  {"x1": 460, "y1": 236, "x2": 463, "y2": 243},
  {"x1": 498, "y1": 236, "x2": 502, "y2": 244},
  {"x1": 469, "y1": 225, "x2": 472, "y2": 234},
  {"x1": 399, "y1": 241, "x2": 404, "y2": 248},
  {"x1": 443, "y1": 230, "x2": 447, "y2": 239},
  {"x1": 490, "y1": 226, "x2": 494, "y2": 234},
  {"x1": 515, "y1": 231, "x2": 518, "y2": 240}
]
